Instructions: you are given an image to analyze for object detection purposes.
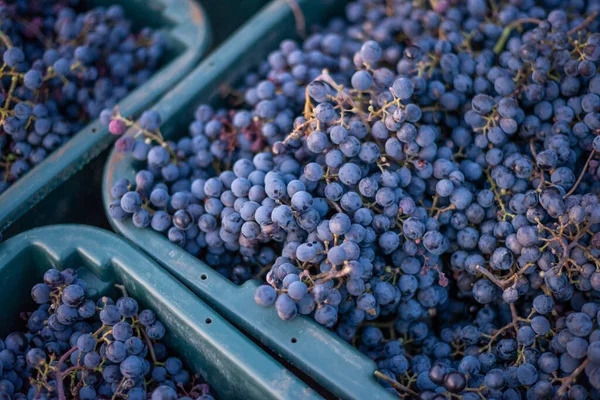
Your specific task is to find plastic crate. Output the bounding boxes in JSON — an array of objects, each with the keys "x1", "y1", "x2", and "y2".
[
  {"x1": 102, "y1": 1, "x2": 396, "y2": 398},
  {"x1": 0, "y1": 0, "x2": 212, "y2": 232},
  {"x1": 0, "y1": 225, "x2": 322, "y2": 400}
]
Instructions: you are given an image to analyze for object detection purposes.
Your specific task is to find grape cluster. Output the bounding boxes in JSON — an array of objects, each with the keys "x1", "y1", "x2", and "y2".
[
  {"x1": 105, "y1": 0, "x2": 600, "y2": 397},
  {"x1": 364, "y1": 294, "x2": 600, "y2": 399},
  {"x1": 106, "y1": 107, "x2": 283, "y2": 283},
  {"x1": 0, "y1": 268, "x2": 214, "y2": 400},
  {"x1": 0, "y1": 1, "x2": 164, "y2": 193}
]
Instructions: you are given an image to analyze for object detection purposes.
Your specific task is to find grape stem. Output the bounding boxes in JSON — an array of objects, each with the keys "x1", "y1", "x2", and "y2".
[
  {"x1": 509, "y1": 303, "x2": 519, "y2": 330},
  {"x1": 374, "y1": 371, "x2": 418, "y2": 397},
  {"x1": 529, "y1": 139, "x2": 538, "y2": 159},
  {"x1": 317, "y1": 71, "x2": 371, "y2": 132},
  {"x1": 493, "y1": 18, "x2": 543, "y2": 54},
  {"x1": 115, "y1": 284, "x2": 129, "y2": 298},
  {"x1": 283, "y1": 118, "x2": 314, "y2": 144},
  {"x1": 284, "y1": 0, "x2": 306, "y2": 38},
  {"x1": 556, "y1": 357, "x2": 590, "y2": 396},
  {"x1": 14, "y1": 16, "x2": 49, "y2": 47},
  {"x1": 481, "y1": 306, "x2": 521, "y2": 353},
  {"x1": 327, "y1": 199, "x2": 343, "y2": 213},
  {"x1": 0, "y1": 29, "x2": 12, "y2": 49},
  {"x1": 140, "y1": 323, "x2": 158, "y2": 364},
  {"x1": 4, "y1": 75, "x2": 18, "y2": 110},
  {"x1": 474, "y1": 262, "x2": 535, "y2": 290},
  {"x1": 555, "y1": 240, "x2": 580, "y2": 274},
  {"x1": 385, "y1": 0, "x2": 395, "y2": 16},
  {"x1": 111, "y1": 377, "x2": 126, "y2": 400},
  {"x1": 114, "y1": 113, "x2": 177, "y2": 161},
  {"x1": 568, "y1": 11, "x2": 599, "y2": 35},
  {"x1": 563, "y1": 150, "x2": 595, "y2": 199},
  {"x1": 55, "y1": 346, "x2": 78, "y2": 400}
]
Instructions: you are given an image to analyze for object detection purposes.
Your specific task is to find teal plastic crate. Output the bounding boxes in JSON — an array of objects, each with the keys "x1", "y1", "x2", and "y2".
[
  {"x1": 102, "y1": 1, "x2": 396, "y2": 398},
  {"x1": 0, "y1": 225, "x2": 321, "y2": 400},
  {"x1": 0, "y1": 0, "x2": 212, "y2": 232}
]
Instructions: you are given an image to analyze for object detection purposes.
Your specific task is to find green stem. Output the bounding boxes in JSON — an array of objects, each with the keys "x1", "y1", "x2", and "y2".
[{"x1": 493, "y1": 18, "x2": 543, "y2": 54}]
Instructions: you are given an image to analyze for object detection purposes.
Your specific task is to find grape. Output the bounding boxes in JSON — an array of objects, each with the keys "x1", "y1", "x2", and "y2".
[
  {"x1": 566, "y1": 313, "x2": 593, "y2": 337},
  {"x1": 31, "y1": 283, "x2": 51, "y2": 304},
  {"x1": 79, "y1": 386, "x2": 97, "y2": 400},
  {"x1": 484, "y1": 369, "x2": 505, "y2": 390},
  {"x1": 100, "y1": 305, "x2": 122, "y2": 326},
  {"x1": 275, "y1": 294, "x2": 297, "y2": 320},
  {"x1": 56, "y1": 304, "x2": 79, "y2": 325},
  {"x1": 166, "y1": 357, "x2": 183, "y2": 375},
  {"x1": 84, "y1": 351, "x2": 102, "y2": 369},
  {"x1": 147, "y1": 321, "x2": 167, "y2": 340},
  {"x1": 78, "y1": 299, "x2": 96, "y2": 319},
  {"x1": 62, "y1": 284, "x2": 85, "y2": 306},
  {"x1": 151, "y1": 211, "x2": 172, "y2": 232},
  {"x1": 255, "y1": 285, "x2": 277, "y2": 307},
  {"x1": 531, "y1": 316, "x2": 551, "y2": 335},
  {"x1": 44, "y1": 269, "x2": 64, "y2": 287},
  {"x1": 360, "y1": 40, "x2": 382, "y2": 65},
  {"x1": 153, "y1": 366, "x2": 168, "y2": 382},
  {"x1": 490, "y1": 247, "x2": 514, "y2": 270},
  {"x1": 106, "y1": 341, "x2": 127, "y2": 363},
  {"x1": 25, "y1": 348, "x2": 46, "y2": 368},
  {"x1": 287, "y1": 281, "x2": 308, "y2": 301},
  {"x1": 151, "y1": 386, "x2": 177, "y2": 400},
  {"x1": 76, "y1": 333, "x2": 96, "y2": 353},
  {"x1": 444, "y1": 371, "x2": 467, "y2": 393},
  {"x1": 315, "y1": 103, "x2": 336, "y2": 123},
  {"x1": 329, "y1": 213, "x2": 352, "y2": 235},
  {"x1": 351, "y1": 70, "x2": 373, "y2": 91},
  {"x1": 112, "y1": 322, "x2": 133, "y2": 342},
  {"x1": 566, "y1": 337, "x2": 588, "y2": 359}
]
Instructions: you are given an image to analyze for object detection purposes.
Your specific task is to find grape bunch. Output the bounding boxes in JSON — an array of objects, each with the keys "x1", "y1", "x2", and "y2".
[
  {"x1": 106, "y1": 107, "x2": 284, "y2": 283},
  {"x1": 0, "y1": 267, "x2": 214, "y2": 400},
  {"x1": 363, "y1": 294, "x2": 600, "y2": 399},
  {"x1": 0, "y1": 1, "x2": 164, "y2": 193},
  {"x1": 104, "y1": 0, "x2": 600, "y2": 397}
]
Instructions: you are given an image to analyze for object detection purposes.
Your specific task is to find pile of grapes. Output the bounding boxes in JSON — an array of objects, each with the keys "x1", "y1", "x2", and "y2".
[
  {"x1": 0, "y1": 0, "x2": 164, "y2": 193},
  {"x1": 0, "y1": 268, "x2": 214, "y2": 399},
  {"x1": 106, "y1": 0, "x2": 600, "y2": 397}
]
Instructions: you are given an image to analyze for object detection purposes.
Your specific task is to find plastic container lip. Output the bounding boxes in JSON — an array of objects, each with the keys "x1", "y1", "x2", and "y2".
[
  {"x1": 102, "y1": 1, "x2": 396, "y2": 398},
  {"x1": 0, "y1": 224, "x2": 322, "y2": 400},
  {"x1": 0, "y1": 0, "x2": 212, "y2": 232}
]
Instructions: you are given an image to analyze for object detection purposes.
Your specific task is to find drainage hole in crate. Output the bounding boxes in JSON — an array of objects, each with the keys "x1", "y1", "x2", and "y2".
[
  {"x1": 200, "y1": 274, "x2": 207, "y2": 280},
  {"x1": 205, "y1": 318, "x2": 212, "y2": 324},
  {"x1": 291, "y1": 337, "x2": 297, "y2": 343}
]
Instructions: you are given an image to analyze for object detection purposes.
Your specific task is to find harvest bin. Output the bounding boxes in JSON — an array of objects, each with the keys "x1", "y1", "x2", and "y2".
[
  {"x1": 0, "y1": 225, "x2": 321, "y2": 400},
  {"x1": 103, "y1": 1, "x2": 396, "y2": 399},
  {"x1": 0, "y1": 0, "x2": 212, "y2": 232}
]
